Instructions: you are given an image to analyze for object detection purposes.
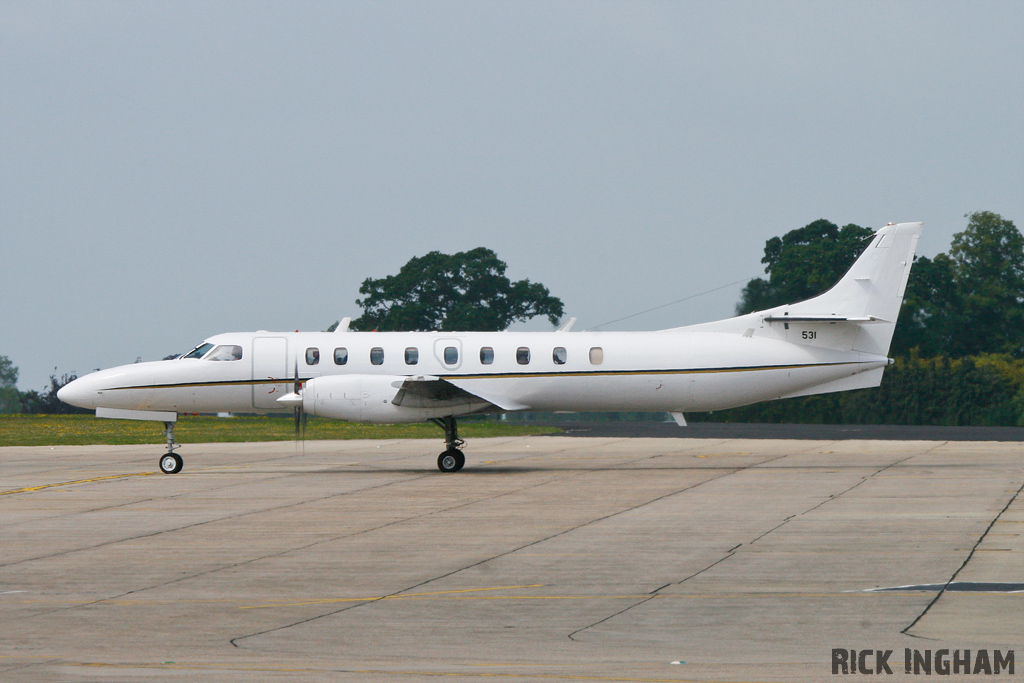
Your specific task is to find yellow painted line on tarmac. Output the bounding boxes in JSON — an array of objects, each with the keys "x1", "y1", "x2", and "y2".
[
  {"x1": 74, "y1": 661, "x2": 764, "y2": 682},
  {"x1": 240, "y1": 584, "x2": 545, "y2": 609},
  {"x1": 0, "y1": 471, "x2": 157, "y2": 496}
]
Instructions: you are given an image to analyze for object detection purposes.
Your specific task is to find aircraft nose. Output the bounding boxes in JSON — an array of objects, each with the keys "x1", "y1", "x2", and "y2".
[{"x1": 57, "y1": 376, "x2": 97, "y2": 409}]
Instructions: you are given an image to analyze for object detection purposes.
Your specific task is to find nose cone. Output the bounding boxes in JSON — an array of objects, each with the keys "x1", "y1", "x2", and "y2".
[{"x1": 57, "y1": 375, "x2": 98, "y2": 409}]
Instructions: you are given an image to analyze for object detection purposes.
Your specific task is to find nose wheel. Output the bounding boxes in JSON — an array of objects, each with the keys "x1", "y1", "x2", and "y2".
[
  {"x1": 160, "y1": 453, "x2": 183, "y2": 474},
  {"x1": 159, "y1": 420, "x2": 183, "y2": 474},
  {"x1": 431, "y1": 416, "x2": 466, "y2": 472}
]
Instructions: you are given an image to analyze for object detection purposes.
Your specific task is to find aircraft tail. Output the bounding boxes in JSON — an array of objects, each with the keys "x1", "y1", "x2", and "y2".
[
  {"x1": 780, "y1": 221, "x2": 921, "y2": 356},
  {"x1": 681, "y1": 222, "x2": 922, "y2": 357}
]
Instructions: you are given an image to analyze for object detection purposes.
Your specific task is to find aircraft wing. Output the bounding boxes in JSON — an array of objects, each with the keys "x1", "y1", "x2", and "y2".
[{"x1": 391, "y1": 376, "x2": 528, "y2": 412}]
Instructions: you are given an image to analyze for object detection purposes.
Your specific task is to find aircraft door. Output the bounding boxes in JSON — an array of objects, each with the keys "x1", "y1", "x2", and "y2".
[{"x1": 252, "y1": 337, "x2": 289, "y2": 410}]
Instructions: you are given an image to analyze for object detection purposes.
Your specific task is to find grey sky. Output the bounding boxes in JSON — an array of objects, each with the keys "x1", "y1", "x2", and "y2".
[{"x1": 2, "y1": 1, "x2": 1021, "y2": 392}]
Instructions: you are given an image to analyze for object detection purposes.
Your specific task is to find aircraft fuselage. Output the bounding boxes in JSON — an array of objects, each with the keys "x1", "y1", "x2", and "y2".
[{"x1": 59, "y1": 328, "x2": 887, "y2": 420}]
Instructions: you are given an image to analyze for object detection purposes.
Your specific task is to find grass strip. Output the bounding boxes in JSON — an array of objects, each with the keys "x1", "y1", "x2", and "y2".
[{"x1": 0, "y1": 414, "x2": 559, "y2": 447}]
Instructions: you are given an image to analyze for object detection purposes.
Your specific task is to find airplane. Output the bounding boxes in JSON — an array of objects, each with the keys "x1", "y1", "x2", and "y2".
[{"x1": 59, "y1": 221, "x2": 922, "y2": 475}]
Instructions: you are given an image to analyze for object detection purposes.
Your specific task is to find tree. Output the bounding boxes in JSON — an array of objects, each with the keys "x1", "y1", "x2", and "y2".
[
  {"x1": 0, "y1": 355, "x2": 19, "y2": 413},
  {"x1": 890, "y1": 253, "x2": 960, "y2": 356},
  {"x1": 736, "y1": 220, "x2": 875, "y2": 314},
  {"x1": 20, "y1": 373, "x2": 88, "y2": 414},
  {"x1": 892, "y1": 211, "x2": 1023, "y2": 358},
  {"x1": 948, "y1": 211, "x2": 1024, "y2": 357},
  {"x1": 0, "y1": 355, "x2": 17, "y2": 388},
  {"x1": 352, "y1": 247, "x2": 564, "y2": 332}
]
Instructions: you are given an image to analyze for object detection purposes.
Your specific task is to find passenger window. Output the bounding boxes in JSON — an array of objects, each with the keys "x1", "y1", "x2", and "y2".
[
  {"x1": 334, "y1": 347, "x2": 348, "y2": 365},
  {"x1": 370, "y1": 347, "x2": 384, "y2": 365},
  {"x1": 589, "y1": 347, "x2": 603, "y2": 365},
  {"x1": 480, "y1": 347, "x2": 494, "y2": 365},
  {"x1": 305, "y1": 347, "x2": 320, "y2": 365},
  {"x1": 405, "y1": 347, "x2": 419, "y2": 365},
  {"x1": 206, "y1": 345, "x2": 243, "y2": 361},
  {"x1": 552, "y1": 347, "x2": 567, "y2": 365},
  {"x1": 517, "y1": 347, "x2": 531, "y2": 365},
  {"x1": 444, "y1": 346, "x2": 458, "y2": 365}
]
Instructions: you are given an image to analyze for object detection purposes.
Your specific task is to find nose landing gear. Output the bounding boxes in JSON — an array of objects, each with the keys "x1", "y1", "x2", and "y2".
[
  {"x1": 431, "y1": 416, "x2": 465, "y2": 472},
  {"x1": 159, "y1": 421, "x2": 183, "y2": 474}
]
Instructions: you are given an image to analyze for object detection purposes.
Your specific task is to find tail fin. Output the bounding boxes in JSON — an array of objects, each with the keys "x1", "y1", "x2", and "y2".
[
  {"x1": 779, "y1": 221, "x2": 921, "y2": 355},
  {"x1": 680, "y1": 222, "x2": 922, "y2": 357},
  {"x1": 787, "y1": 222, "x2": 921, "y2": 322}
]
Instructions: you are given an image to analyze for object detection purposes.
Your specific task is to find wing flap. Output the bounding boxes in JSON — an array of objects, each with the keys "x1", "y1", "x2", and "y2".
[{"x1": 391, "y1": 376, "x2": 528, "y2": 412}]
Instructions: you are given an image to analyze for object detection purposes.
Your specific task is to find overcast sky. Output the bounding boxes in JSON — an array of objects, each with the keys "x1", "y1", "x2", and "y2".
[{"x1": 2, "y1": 0, "x2": 1021, "y2": 391}]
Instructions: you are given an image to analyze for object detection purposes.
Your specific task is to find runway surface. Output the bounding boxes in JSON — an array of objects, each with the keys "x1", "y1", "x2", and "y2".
[
  {"x1": 547, "y1": 421, "x2": 1024, "y2": 442},
  {"x1": 1, "y1": 436, "x2": 1022, "y2": 682}
]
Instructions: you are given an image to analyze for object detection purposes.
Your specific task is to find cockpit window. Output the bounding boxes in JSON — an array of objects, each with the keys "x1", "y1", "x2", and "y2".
[
  {"x1": 183, "y1": 342, "x2": 214, "y2": 359},
  {"x1": 207, "y1": 345, "x2": 243, "y2": 361}
]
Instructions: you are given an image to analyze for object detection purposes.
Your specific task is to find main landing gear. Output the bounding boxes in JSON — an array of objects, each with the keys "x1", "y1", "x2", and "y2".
[
  {"x1": 159, "y1": 421, "x2": 183, "y2": 474},
  {"x1": 431, "y1": 416, "x2": 465, "y2": 473}
]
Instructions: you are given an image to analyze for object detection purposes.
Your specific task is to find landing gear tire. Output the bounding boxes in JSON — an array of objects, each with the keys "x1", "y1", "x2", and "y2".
[
  {"x1": 160, "y1": 453, "x2": 183, "y2": 474},
  {"x1": 437, "y1": 449, "x2": 465, "y2": 473}
]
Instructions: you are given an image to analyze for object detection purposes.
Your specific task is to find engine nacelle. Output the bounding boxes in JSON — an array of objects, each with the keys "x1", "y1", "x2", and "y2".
[{"x1": 303, "y1": 374, "x2": 475, "y2": 423}]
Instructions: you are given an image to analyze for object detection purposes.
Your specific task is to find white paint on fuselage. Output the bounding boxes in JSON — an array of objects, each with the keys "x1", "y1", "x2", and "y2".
[{"x1": 60, "y1": 328, "x2": 886, "y2": 416}]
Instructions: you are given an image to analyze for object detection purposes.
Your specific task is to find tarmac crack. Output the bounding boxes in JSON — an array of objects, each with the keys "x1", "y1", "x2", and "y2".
[
  {"x1": 228, "y1": 438, "x2": 734, "y2": 650},
  {"x1": 17, "y1": 438, "x2": 628, "y2": 623},
  {"x1": 0, "y1": 440, "x2": 458, "y2": 567},
  {"x1": 565, "y1": 443, "x2": 927, "y2": 641},
  {"x1": 9, "y1": 472, "x2": 435, "y2": 619},
  {"x1": 902, "y1": 472, "x2": 1024, "y2": 638}
]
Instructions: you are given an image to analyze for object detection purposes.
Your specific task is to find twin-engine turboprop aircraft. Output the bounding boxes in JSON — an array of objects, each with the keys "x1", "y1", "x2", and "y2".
[{"x1": 59, "y1": 222, "x2": 922, "y2": 474}]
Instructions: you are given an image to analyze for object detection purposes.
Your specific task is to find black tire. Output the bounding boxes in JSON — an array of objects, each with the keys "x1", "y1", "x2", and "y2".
[
  {"x1": 159, "y1": 453, "x2": 183, "y2": 474},
  {"x1": 437, "y1": 449, "x2": 465, "y2": 473}
]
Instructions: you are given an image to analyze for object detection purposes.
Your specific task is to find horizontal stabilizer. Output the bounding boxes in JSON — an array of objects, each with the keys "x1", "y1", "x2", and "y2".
[{"x1": 763, "y1": 315, "x2": 889, "y2": 324}]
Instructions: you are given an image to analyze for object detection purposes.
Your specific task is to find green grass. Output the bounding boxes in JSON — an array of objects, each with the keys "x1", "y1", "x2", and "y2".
[{"x1": 0, "y1": 414, "x2": 559, "y2": 447}]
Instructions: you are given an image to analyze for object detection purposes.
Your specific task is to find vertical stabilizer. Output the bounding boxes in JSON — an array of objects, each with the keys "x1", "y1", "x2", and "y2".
[
  {"x1": 678, "y1": 222, "x2": 922, "y2": 358},
  {"x1": 771, "y1": 222, "x2": 921, "y2": 355}
]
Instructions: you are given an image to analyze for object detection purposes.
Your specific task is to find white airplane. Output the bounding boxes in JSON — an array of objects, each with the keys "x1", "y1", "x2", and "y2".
[{"x1": 59, "y1": 222, "x2": 921, "y2": 474}]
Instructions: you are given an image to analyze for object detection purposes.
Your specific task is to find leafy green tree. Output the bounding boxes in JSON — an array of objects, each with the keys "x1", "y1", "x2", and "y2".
[
  {"x1": 736, "y1": 220, "x2": 875, "y2": 314},
  {"x1": 893, "y1": 211, "x2": 1023, "y2": 358},
  {"x1": 0, "y1": 355, "x2": 17, "y2": 388},
  {"x1": 0, "y1": 356, "x2": 20, "y2": 413},
  {"x1": 890, "y1": 253, "x2": 960, "y2": 356},
  {"x1": 353, "y1": 247, "x2": 564, "y2": 332},
  {"x1": 948, "y1": 211, "x2": 1024, "y2": 357},
  {"x1": 20, "y1": 373, "x2": 87, "y2": 414}
]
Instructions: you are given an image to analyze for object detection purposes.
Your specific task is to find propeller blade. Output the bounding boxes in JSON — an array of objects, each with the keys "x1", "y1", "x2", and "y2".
[{"x1": 293, "y1": 359, "x2": 301, "y2": 441}]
